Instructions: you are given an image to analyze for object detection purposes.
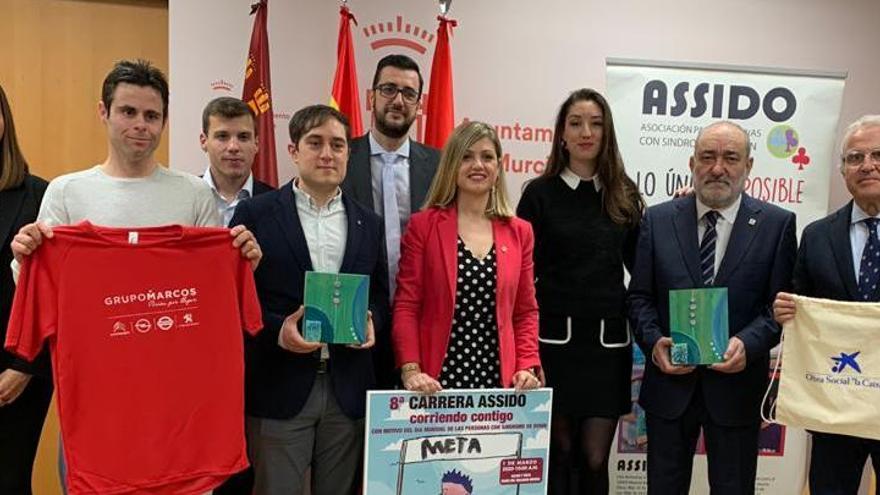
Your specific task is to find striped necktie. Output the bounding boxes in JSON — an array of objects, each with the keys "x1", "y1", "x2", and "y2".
[
  {"x1": 858, "y1": 217, "x2": 880, "y2": 301},
  {"x1": 700, "y1": 210, "x2": 719, "y2": 286}
]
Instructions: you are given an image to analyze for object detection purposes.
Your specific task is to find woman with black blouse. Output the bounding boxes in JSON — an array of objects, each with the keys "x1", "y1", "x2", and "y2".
[{"x1": 517, "y1": 88, "x2": 645, "y2": 495}]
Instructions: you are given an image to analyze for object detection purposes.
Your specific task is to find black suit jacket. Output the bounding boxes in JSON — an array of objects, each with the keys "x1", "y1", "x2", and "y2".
[
  {"x1": 341, "y1": 134, "x2": 440, "y2": 215},
  {"x1": 627, "y1": 193, "x2": 797, "y2": 426},
  {"x1": 1, "y1": 174, "x2": 49, "y2": 375},
  {"x1": 230, "y1": 183, "x2": 389, "y2": 419},
  {"x1": 252, "y1": 178, "x2": 274, "y2": 197},
  {"x1": 793, "y1": 201, "x2": 864, "y2": 301}
]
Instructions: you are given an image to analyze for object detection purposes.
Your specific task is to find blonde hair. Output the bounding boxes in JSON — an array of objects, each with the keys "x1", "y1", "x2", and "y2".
[{"x1": 422, "y1": 121, "x2": 514, "y2": 219}]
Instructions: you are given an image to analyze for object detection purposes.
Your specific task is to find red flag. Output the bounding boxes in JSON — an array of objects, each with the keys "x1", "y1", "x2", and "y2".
[
  {"x1": 423, "y1": 16, "x2": 457, "y2": 149},
  {"x1": 243, "y1": 0, "x2": 278, "y2": 187},
  {"x1": 329, "y1": 6, "x2": 363, "y2": 137}
]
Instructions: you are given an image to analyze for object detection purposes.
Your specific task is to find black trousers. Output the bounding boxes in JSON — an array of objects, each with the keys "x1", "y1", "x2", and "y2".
[
  {"x1": 809, "y1": 431, "x2": 880, "y2": 495},
  {"x1": 0, "y1": 371, "x2": 53, "y2": 495},
  {"x1": 645, "y1": 388, "x2": 759, "y2": 495}
]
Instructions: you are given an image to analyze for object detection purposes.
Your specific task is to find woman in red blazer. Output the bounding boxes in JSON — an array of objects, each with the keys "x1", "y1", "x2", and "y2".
[{"x1": 392, "y1": 121, "x2": 541, "y2": 392}]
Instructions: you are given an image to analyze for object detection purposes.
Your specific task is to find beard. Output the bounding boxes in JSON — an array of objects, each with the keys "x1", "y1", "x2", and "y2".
[{"x1": 374, "y1": 106, "x2": 415, "y2": 139}]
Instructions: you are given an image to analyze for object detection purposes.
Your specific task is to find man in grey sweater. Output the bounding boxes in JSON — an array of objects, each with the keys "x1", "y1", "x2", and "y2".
[{"x1": 7, "y1": 59, "x2": 261, "y2": 494}]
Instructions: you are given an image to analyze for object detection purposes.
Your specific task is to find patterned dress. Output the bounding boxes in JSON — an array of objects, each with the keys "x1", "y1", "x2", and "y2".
[{"x1": 438, "y1": 238, "x2": 502, "y2": 389}]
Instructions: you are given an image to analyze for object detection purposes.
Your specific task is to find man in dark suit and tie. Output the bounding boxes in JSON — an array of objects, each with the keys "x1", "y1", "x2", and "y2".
[
  {"x1": 341, "y1": 54, "x2": 440, "y2": 387},
  {"x1": 774, "y1": 115, "x2": 880, "y2": 494},
  {"x1": 628, "y1": 121, "x2": 797, "y2": 494},
  {"x1": 200, "y1": 96, "x2": 274, "y2": 226},
  {"x1": 230, "y1": 104, "x2": 388, "y2": 495}
]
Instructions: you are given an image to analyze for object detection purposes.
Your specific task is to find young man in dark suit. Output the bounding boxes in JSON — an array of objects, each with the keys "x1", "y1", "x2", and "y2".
[
  {"x1": 230, "y1": 105, "x2": 388, "y2": 495},
  {"x1": 200, "y1": 96, "x2": 274, "y2": 226},
  {"x1": 774, "y1": 115, "x2": 880, "y2": 494},
  {"x1": 628, "y1": 121, "x2": 797, "y2": 494}
]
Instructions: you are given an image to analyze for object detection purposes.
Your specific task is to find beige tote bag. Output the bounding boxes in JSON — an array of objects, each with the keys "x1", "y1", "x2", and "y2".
[{"x1": 772, "y1": 295, "x2": 880, "y2": 440}]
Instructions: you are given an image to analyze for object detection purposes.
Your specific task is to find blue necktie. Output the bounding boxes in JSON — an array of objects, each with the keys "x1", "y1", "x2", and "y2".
[
  {"x1": 381, "y1": 153, "x2": 402, "y2": 300},
  {"x1": 700, "y1": 211, "x2": 719, "y2": 286},
  {"x1": 858, "y1": 218, "x2": 880, "y2": 302}
]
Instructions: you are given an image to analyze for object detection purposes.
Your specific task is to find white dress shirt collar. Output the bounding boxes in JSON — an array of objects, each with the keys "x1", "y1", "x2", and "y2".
[
  {"x1": 695, "y1": 193, "x2": 742, "y2": 225},
  {"x1": 368, "y1": 131, "x2": 411, "y2": 158},
  {"x1": 202, "y1": 168, "x2": 254, "y2": 199},
  {"x1": 561, "y1": 167, "x2": 602, "y2": 191}
]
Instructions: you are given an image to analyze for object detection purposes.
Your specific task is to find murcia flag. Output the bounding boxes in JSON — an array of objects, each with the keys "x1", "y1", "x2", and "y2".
[{"x1": 243, "y1": 0, "x2": 278, "y2": 186}]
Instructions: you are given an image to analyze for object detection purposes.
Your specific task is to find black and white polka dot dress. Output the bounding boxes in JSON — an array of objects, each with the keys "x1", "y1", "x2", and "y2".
[{"x1": 439, "y1": 237, "x2": 502, "y2": 389}]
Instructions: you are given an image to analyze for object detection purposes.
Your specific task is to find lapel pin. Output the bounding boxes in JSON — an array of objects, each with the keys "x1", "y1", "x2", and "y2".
[
  {"x1": 357, "y1": 219, "x2": 362, "y2": 226},
  {"x1": 501, "y1": 245, "x2": 508, "y2": 253},
  {"x1": 748, "y1": 218, "x2": 756, "y2": 226}
]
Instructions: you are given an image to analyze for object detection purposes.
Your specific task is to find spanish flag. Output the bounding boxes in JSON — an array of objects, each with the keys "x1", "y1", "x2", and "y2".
[
  {"x1": 329, "y1": 5, "x2": 363, "y2": 137},
  {"x1": 243, "y1": 0, "x2": 278, "y2": 186},
  {"x1": 423, "y1": 16, "x2": 457, "y2": 149}
]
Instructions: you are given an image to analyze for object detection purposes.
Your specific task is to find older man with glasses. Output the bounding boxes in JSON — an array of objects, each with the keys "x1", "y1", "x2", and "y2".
[{"x1": 774, "y1": 114, "x2": 880, "y2": 494}]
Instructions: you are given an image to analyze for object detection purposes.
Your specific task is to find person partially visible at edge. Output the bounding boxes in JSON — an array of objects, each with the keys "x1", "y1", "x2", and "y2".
[
  {"x1": 517, "y1": 88, "x2": 645, "y2": 495},
  {"x1": 773, "y1": 115, "x2": 880, "y2": 494},
  {"x1": 0, "y1": 81, "x2": 51, "y2": 495},
  {"x1": 392, "y1": 121, "x2": 542, "y2": 395}
]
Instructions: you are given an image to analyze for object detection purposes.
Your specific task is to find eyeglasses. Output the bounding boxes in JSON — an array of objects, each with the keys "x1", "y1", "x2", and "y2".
[
  {"x1": 374, "y1": 83, "x2": 420, "y2": 104},
  {"x1": 843, "y1": 148, "x2": 880, "y2": 167}
]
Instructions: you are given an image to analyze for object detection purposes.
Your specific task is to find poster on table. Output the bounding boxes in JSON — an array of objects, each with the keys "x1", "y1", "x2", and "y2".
[
  {"x1": 605, "y1": 58, "x2": 846, "y2": 230},
  {"x1": 364, "y1": 389, "x2": 552, "y2": 495}
]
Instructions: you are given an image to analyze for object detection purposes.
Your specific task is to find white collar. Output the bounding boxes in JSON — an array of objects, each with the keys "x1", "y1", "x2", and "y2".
[
  {"x1": 851, "y1": 202, "x2": 880, "y2": 225},
  {"x1": 696, "y1": 194, "x2": 742, "y2": 224},
  {"x1": 368, "y1": 131, "x2": 411, "y2": 158},
  {"x1": 291, "y1": 177, "x2": 343, "y2": 209},
  {"x1": 560, "y1": 167, "x2": 602, "y2": 191},
  {"x1": 202, "y1": 168, "x2": 254, "y2": 198}
]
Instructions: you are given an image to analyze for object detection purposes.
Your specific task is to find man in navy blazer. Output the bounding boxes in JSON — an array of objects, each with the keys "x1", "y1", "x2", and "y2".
[
  {"x1": 627, "y1": 121, "x2": 797, "y2": 494},
  {"x1": 774, "y1": 115, "x2": 880, "y2": 494},
  {"x1": 230, "y1": 105, "x2": 388, "y2": 495}
]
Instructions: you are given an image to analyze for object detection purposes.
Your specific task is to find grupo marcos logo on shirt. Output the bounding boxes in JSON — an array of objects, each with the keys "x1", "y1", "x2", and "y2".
[
  {"x1": 105, "y1": 286, "x2": 201, "y2": 338},
  {"x1": 103, "y1": 287, "x2": 199, "y2": 307}
]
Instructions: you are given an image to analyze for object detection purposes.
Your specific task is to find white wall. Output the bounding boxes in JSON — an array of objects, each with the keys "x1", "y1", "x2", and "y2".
[{"x1": 170, "y1": 0, "x2": 880, "y2": 212}]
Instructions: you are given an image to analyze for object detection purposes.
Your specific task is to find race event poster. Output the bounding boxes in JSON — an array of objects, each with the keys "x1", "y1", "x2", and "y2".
[{"x1": 364, "y1": 389, "x2": 552, "y2": 495}]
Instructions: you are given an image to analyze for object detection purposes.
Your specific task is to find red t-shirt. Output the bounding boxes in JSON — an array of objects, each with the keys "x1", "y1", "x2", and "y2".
[{"x1": 5, "y1": 222, "x2": 263, "y2": 495}]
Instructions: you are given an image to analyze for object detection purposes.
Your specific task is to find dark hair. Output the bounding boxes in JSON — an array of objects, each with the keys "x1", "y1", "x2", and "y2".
[
  {"x1": 371, "y1": 54, "x2": 423, "y2": 96},
  {"x1": 543, "y1": 88, "x2": 645, "y2": 227},
  {"x1": 288, "y1": 105, "x2": 350, "y2": 145},
  {"x1": 101, "y1": 59, "x2": 169, "y2": 122},
  {"x1": 441, "y1": 469, "x2": 473, "y2": 493},
  {"x1": 201, "y1": 97, "x2": 256, "y2": 135},
  {"x1": 0, "y1": 84, "x2": 29, "y2": 191}
]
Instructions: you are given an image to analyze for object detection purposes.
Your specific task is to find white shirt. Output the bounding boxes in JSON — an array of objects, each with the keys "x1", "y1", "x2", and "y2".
[
  {"x1": 369, "y1": 132, "x2": 412, "y2": 229},
  {"x1": 696, "y1": 194, "x2": 742, "y2": 276},
  {"x1": 849, "y1": 202, "x2": 880, "y2": 281},
  {"x1": 291, "y1": 179, "x2": 347, "y2": 273},
  {"x1": 291, "y1": 179, "x2": 347, "y2": 360},
  {"x1": 202, "y1": 169, "x2": 254, "y2": 227},
  {"x1": 560, "y1": 167, "x2": 602, "y2": 191}
]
